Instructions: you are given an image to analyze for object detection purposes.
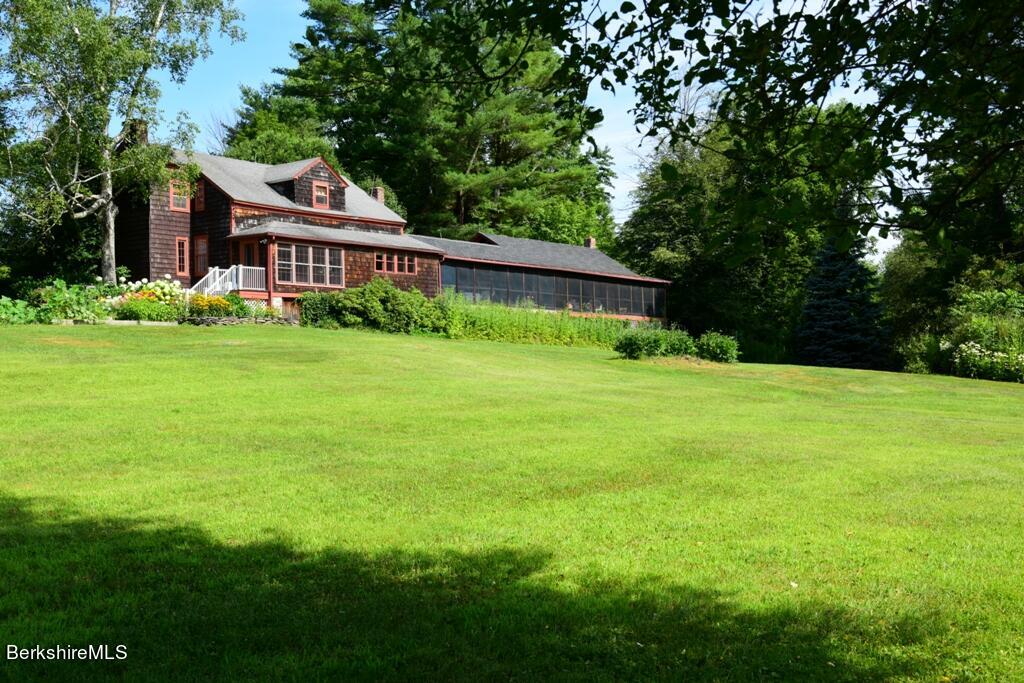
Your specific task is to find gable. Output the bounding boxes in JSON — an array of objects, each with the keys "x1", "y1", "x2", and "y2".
[{"x1": 293, "y1": 160, "x2": 346, "y2": 213}]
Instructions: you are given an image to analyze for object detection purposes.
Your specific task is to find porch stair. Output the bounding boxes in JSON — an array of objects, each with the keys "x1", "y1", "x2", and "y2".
[{"x1": 189, "y1": 265, "x2": 266, "y2": 296}]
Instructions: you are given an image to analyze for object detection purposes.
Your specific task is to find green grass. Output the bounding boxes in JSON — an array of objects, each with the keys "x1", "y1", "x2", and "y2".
[{"x1": 1, "y1": 325, "x2": 1022, "y2": 681}]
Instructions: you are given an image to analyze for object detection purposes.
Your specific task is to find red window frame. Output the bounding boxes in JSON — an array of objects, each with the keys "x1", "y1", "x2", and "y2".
[
  {"x1": 169, "y1": 180, "x2": 190, "y2": 213},
  {"x1": 275, "y1": 242, "x2": 343, "y2": 287},
  {"x1": 312, "y1": 181, "x2": 330, "y2": 209},
  {"x1": 175, "y1": 237, "x2": 189, "y2": 276},
  {"x1": 374, "y1": 252, "x2": 416, "y2": 274},
  {"x1": 193, "y1": 235, "x2": 208, "y2": 275},
  {"x1": 194, "y1": 180, "x2": 205, "y2": 212}
]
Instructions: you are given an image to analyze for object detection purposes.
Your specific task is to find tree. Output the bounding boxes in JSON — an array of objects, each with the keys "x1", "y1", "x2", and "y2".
[
  {"x1": 0, "y1": 0, "x2": 242, "y2": 282},
  {"x1": 409, "y1": 0, "x2": 1022, "y2": 252},
  {"x1": 617, "y1": 110, "x2": 874, "y2": 362},
  {"x1": 796, "y1": 235, "x2": 889, "y2": 370},
  {"x1": 234, "y1": 0, "x2": 614, "y2": 243},
  {"x1": 221, "y1": 86, "x2": 407, "y2": 219}
]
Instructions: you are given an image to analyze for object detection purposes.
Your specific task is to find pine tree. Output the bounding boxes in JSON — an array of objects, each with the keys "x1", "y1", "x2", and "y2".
[{"x1": 796, "y1": 236, "x2": 889, "y2": 369}]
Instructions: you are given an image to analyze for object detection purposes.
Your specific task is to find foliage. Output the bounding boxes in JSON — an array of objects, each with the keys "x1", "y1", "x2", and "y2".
[
  {"x1": 0, "y1": 0, "x2": 242, "y2": 281},
  {"x1": 238, "y1": 0, "x2": 615, "y2": 243},
  {"x1": 114, "y1": 299, "x2": 182, "y2": 322},
  {"x1": 421, "y1": 0, "x2": 1024, "y2": 254},
  {"x1": 0, "y1": 296, "x2": 38, "y2": 324},
  {"x1": 189, "y1": 294, "x2": 234, "y2": 317},
  {"x1": 795, "y1": 236, "x2": 890, "y2": 370},
  {"x1": 943, "y1": 288, "x2": 1024, "y2": 383},
  {"x1": 615, "y1": 328, "x2": 698, "y2": 360},
  {"x1": 221, "y1": 86, "x2": 407, "y2": 220},
  {"x1": 35, "y1": 279, "x2": 108, "y2": 322},
  {"x1": 299, "y1": 278, "x2": 446, "y2": 334},
  {"x1": 302, "y1": 279, "x2": 638, "y2": 349},
  {"x1": 447, "y1": 297, "x2": 631, "y2": 348},
  {"x1": 617, "y1": 119, "x2": 841, "y2": 362},
  {"x1": 694, "y1": 332, "x2": 741, "y2": 364}
]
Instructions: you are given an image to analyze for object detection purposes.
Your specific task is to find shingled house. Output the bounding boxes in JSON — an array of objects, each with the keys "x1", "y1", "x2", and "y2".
[{"x1": 116, "y1": 151, "x2": 668, "y2": 320}]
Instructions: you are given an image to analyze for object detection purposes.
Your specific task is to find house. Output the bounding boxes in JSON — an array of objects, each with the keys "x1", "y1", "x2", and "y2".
[{"x1": 116, "y1": 151, "x2": 669, "y2": 320}]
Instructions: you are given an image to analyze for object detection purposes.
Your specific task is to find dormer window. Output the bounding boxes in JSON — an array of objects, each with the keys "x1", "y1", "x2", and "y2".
[
  {"x1": 312, "y1": 181, "x2": 330, "y2": 209},
  {"x1": 169, "y1": 180, "x2": 189, "y2": 212}
]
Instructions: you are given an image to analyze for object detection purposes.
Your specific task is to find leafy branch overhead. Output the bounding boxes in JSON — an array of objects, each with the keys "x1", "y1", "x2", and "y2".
[
  {"x1": 0, "y1": 0, "x2": 243, "y2": 281},
  {"x1": 416, "y1": 0, "x2": 1023, "y2": 248}
]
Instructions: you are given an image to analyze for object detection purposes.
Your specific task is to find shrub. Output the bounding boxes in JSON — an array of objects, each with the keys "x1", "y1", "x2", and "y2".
[
  {"x1": 663, "y1": 329, "x2": 698, "y2": 356},
  {"x1": 615, "y1": 329, "x2": 666, "y2": 359},
  {"x1": 941, "y1": 287, "x2": 1024, "y2": 382},
  {"x1": 114, "y1": 299, "x2": 182, "y2": 322},
  {"x1": 299, "y1": 278, "x2": 445, "y2": 334},
  {"x1": 0, "y1": 296, "x2": 39, "y2": 324},
  {"x1": 224, "y1": 293, "x2": 251, "y2": 317},
  {"x1": 189, "y1": 294, "x2": 233, "y2": 317},
  {"x1": 36, "y1": 280, "x2": 108, "y2": 322},
  {"x1": 695, "y1": 331, "x2": 741, "y2": 363}
]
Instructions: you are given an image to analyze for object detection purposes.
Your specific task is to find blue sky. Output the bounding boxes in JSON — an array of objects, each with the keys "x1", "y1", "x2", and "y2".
[{"x1": 155, "y1": 1, "x2": 650, "y2": 224}]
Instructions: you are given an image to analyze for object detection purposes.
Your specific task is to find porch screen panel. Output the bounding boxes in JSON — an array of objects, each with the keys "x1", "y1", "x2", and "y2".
[
  {"x1": 630, "y1": 285, "x2": 645, "y2": 315},
  {"x1": 523, "y1": 272, "x2": 538, "y2": 306},
  {"x1": 474, "y1": 267, "x2": 493, "y2": 302},
  {"x1": 538, "y1": 274, "x2": 555, "y2": 309},
  {"x1": 455, "y1": 264, "x2": 475, "y2": 301},
  {"x1": 567, "y1": 278, "x2": 583, "y2": 311},
  {"x1": 312, "y1": 247, "x2": 327, "y2": 284},
  {"x1": 277, "y1": 244, "x2": 293, "y2": 282},
  {"x1": 441, "y1": 264, "x2": 457, "y2": 289},
  {"x1": 616, "y1": 284, "x2": 631, "y2": 314},
  {"x1": 491, "y1": 267, "x2": 509, "y2": 305},
  {"x1": 594, "y1": 282, "x2": 607, "y2": 312},
  {"x1": 654, "y1": 288, "x2": 666, "y2": 317}
]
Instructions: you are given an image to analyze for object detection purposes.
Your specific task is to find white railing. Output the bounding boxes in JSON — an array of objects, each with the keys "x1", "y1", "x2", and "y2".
[
  {"x1": 188, "y1": 265, "x2": 267, "y2": 295},
  {"x1": 237, "y1": 265, "x2": 266, "y2": 292}
]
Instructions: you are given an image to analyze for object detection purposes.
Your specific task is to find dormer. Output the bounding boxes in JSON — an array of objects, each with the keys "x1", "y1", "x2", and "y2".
[{"x1": 263, "y1": 157, "x2": 348, "y2": 213}]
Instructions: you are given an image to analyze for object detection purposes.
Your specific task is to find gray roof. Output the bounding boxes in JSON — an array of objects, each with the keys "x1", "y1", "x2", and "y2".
[
  {"x1": 262, "y1": 158, "x2": 321, "y2": 184},
  {"x1": 233, "y1": 222, "x2": 443, "y2": 253},
  {"x1": 174, "y1": 151, "x2": 405, "y2": 225},
  {"x1": 414, "y1": 233, "x2": 668, "y2": 282}
]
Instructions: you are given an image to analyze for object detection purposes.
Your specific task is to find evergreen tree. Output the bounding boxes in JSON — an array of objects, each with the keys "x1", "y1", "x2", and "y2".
[
  {"x1": 796, "y1": 236, "x2": 889, "y2": 369},
  {"x1": 225, "y1": 0, "x2": 614, "y2": 243}
]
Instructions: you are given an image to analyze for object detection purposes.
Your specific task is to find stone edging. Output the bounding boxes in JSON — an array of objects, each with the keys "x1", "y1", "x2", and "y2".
[{"x1": 183, "y1": 316, "x2": 297, "y2": 326}]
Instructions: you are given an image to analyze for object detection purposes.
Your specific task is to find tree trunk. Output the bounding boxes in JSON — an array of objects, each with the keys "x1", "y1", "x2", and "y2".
[{"x1": 100, "y1": 169, "x2": 117, "y2": 283}]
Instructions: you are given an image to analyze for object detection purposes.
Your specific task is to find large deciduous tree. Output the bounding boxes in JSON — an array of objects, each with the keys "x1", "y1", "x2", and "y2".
[{"x1": 0, "y1": 0, "x2": 242, "y2": 282}]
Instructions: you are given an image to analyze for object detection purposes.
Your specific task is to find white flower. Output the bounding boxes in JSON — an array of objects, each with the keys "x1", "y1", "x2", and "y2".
[
  {"x1": 173, "y1": 280, "x2": 181, "y2": 286},
  {"x1": 164, "y1": 274, "x2": 172, "y2": 280},
  {"x1": 95, "y1": 276, "x2": 103, "y2": 282},
  {"x1": 141, "y1": 278, "x2": 148, "y2": 284},
  {"x1": 119, "y1": 276, "x2": 127, "y2": 283}
]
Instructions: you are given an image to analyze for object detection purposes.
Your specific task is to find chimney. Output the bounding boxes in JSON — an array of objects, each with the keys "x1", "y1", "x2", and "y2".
[
  {"x1": 371, "y1": 186, "x2": 385, "y2": 203},
  {"x1": 584, "y1": 236, "x2": 597, "y2": 249}
]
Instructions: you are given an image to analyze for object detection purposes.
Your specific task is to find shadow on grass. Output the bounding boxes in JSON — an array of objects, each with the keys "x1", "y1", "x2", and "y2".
[{"x1": 0, "y1": 494, "x2": 940, "y2": 681}]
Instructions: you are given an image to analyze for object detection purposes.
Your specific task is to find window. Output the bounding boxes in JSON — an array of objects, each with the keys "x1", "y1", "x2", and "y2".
[
  {"x1": 312, "y1": 247, "x2": 327, "y2": 285},
  {"x1": 441, "y1": 264, "x2": 457, "y2": 289},
  {"x1": 243, "y1": 243, "x2": 255, "y2": 267},
  {"x1": 193, "y1": 236, "x2": 208, "y2": 275},
  {"x1": 275, "y1": 242, "x2": 343, "y2": 286},
  {"x1": 175, "y1": 238, "x2": 189, "y2": 276},
  {"x1": 294, "y1": 245, "x2": 310, "y2": 283},
  {"x1": 169, "y1": 181, "x2": 189, "y2": 212},
  {"x1": 194, "y1": 180, "x2": 205, "y2": 212},
  {"x1": 277, "y1": 244, "x2": 293, "y2": 282},
  {"x1": 328, "y1": 249, "x2": 344, "y2": 285},
  {"x1": 374, "y1": 252, "x2": 417, "y2": 274},
  {"x1": 312, "y1": 182, "x2": 330, "y2": 209}
]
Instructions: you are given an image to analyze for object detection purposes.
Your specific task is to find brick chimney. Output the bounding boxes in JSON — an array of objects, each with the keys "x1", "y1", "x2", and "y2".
[
  {"x1": 371, "y1": 186, "x2": 385, "y2": 203},
  {"x1": 584, "y1": 236, "x2": 597, "y2": 249}
]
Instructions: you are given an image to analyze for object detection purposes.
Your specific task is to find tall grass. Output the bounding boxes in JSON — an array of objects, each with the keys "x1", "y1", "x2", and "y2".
[{"x1": 441, "y1": 295, "x2": 636, "y2": 348}]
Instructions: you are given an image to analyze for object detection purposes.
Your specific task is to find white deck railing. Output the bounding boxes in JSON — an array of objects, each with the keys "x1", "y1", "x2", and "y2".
[{"x1": 188, "y1": 265, "x2": 267, "y2": 295}]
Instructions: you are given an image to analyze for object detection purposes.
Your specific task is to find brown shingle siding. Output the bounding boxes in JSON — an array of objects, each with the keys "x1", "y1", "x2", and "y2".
[
  {"x1": 191, "y1": 180, "x2": 232, "y2": 269},
  {"x1": 148, "y1": 181, "x2": 192, "y2": 285},
  {"x1": 294, "y1": 161, "x2": 346, "y2": 212}
]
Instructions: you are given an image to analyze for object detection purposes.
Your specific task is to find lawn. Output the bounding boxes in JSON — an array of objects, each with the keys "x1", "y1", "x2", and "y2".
[{"x1": 0, "y1": 325, "x2": 1022, "y2": 681}]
